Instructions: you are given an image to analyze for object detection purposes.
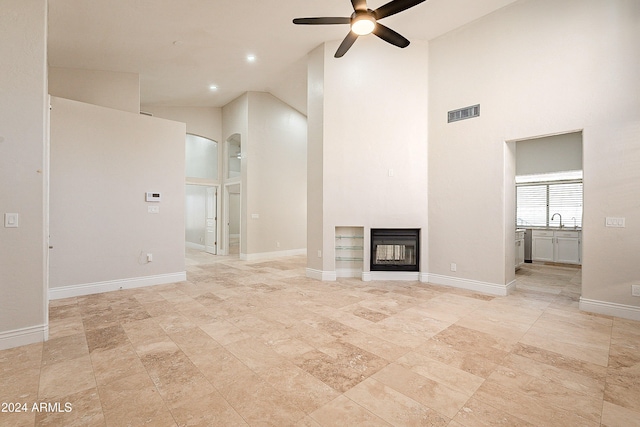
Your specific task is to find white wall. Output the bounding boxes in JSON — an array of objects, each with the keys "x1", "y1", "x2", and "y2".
[
  {"x1": 307, "y1": 38, "x2": 430, "y2": 278},
  {"x1": 306, "y1": 45, "x2": 326, "y2": 272},
  {"x1": 140, "y1": 106, "x2": 222, "y2": 145},
  {"x1": 428, "y1": 0, "x2": 640, "y2": 312},
  {"x1": 0, "y1": 0, "x2": 48, "y2": 350},
  {"x1": 222, "y1": 92, "x2": 307, "y2": 259},
  {"x1": 49, "y1": 67, "x2": 140, "y2": 113},
  {"x1": 246, "y1": 92, "x2": 307, "y2": 257},
  {"x1": 516, "y1": 132, "x2": 582, "y2": 175},
  {"x1": 49, "y1": 97, "x2": 186, "y2": 297}
]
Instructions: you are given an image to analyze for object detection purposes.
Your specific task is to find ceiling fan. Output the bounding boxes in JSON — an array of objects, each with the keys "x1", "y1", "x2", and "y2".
[{"x1": 293, "y1": 0, "x2": 426, "y2": 58}]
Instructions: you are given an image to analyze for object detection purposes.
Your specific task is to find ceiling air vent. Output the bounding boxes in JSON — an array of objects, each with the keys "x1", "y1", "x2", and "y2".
[{"x1": 448, "y1": 104, "x2": 480, "y2": 123}]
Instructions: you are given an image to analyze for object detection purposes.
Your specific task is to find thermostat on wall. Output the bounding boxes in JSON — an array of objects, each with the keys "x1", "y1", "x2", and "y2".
[{"x1": 145, "y1": 192, "x2": 161, "y2": 202}]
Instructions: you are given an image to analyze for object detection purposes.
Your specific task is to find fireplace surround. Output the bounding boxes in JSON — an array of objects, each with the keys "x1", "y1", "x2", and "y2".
[{"x1": 370, "y1": 228, "x2": 420, "y2": 272}]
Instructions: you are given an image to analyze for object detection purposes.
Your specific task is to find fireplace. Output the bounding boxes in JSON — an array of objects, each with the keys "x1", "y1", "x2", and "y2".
[{"x1": 370, "y1": 228, "x2": 420, "y2": 272}]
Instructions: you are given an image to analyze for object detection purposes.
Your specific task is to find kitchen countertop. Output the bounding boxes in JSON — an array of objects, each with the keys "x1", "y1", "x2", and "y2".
[{"x1": 517, "y1": 227, "x2": 582, "y2": 231}]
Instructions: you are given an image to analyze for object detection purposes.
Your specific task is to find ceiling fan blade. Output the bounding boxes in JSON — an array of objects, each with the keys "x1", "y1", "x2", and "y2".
[
  {"x1": 373, "y1": 0, "x2": 426, "y2": 20},
  {"x1": 351, "y1": 0, "x2": 368, "y2": 11},
  {"x1": 335, "y1": 32, "x2": 359, "y2": 58},
  {"x1": 372, "y1": 23, "x2": 410, "y2": 48},
  {"x1": 293, "y1": 17, "x2": 351, "y2": 25}
]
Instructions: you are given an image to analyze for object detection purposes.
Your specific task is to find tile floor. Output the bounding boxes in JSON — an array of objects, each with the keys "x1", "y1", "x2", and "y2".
[{"x1": 1, "y1": 253, "x2": 639, "y2": 426}]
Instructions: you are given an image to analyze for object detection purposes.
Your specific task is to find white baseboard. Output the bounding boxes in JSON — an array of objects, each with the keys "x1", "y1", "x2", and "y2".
[
  {"x1": 362, "y1": 271, "x2": 421, "y2": 282},
  {"x1": 48, "y1": 272, "x2": 187, "y2": 300},
  {"x1": 306, "y1": 268, "x2": 337, "y2": 281},
  {"x1": 241, "y1": 248, "x2": 306, "y2": 261},
  {"x1": 185, "y1": 242, "x2": 206, "y2": 250},
  {"x1": 0, "y1": 324, "x2": 48, "y2": 351},
  {"x1": 579, "y1": 298, "x2": 640, "y2": 321},
  {"x1": 337, "y1": 268, "x2": 362, "y2": 278},
  {"x1": 427, "y1": 273, "x2": 512, "y2": 296}
]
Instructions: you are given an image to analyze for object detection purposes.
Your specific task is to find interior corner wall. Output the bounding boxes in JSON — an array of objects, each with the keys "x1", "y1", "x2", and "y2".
[
  {"x1": 49, "y1": 97, "x2": 186, "y2": 296},
  {"x1": 428, "y1": 0, "x2": 640, "y2": 309},
  {"x1": 222, "y1": 92, "x2": 307, "y2": 260},
  {"x1": 49, "y1": 67, "x2": 140, "y2": 114},
  {"x1": 139, "y1": 106, "x2": 222, "y2": 144},
  {"x1": 245, "y1": 92, "x2": 307, "y2": 257},
  {"x1": 310, "y1": 38, "x2": 430, "y2": 276},
  {"x1": 0, "y1": 0, "x2": 48, "y2": 350},
  {"x1": 306, "y1": 44, "x2": 326, "y2": 272}
]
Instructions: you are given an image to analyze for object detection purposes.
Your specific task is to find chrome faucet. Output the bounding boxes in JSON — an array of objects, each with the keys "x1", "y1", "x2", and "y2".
[{"x1": 551, "y1": 213, "x2": 563, "y2": 228}]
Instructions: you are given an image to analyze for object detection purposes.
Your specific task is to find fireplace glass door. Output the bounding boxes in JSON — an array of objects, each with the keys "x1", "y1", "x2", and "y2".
[{"x1": 370, "y1": 228, "x2": 420, "y2": 272}]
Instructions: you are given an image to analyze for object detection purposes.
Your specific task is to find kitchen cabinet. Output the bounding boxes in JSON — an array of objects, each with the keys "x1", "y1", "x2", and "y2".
[
  {"x1": 532, "y1": 230, "x2": 554, "y2": 262},
  {"x1": 555, "y1": 231, "x2": 581, "y2": 264},
  {"x1": 515, "y1": 229, "x2": 525, "y2": 268},
  {"x1": 532, "y1": 229, "x2": 581, "y2": 264}
]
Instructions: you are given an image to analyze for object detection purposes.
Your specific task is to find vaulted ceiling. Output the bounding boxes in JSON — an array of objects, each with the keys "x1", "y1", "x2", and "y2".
[{"x1": 47, "y1": 0, "x2": 518, "y2": 113}]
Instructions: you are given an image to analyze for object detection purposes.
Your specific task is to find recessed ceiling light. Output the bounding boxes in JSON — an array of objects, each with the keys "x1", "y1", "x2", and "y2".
[
  {"x1": 209, "y1": 85, "x2": 218, "y2": 91},
  {"x1": 246, "y1": 54, "x2": 256, "y2": 63}
]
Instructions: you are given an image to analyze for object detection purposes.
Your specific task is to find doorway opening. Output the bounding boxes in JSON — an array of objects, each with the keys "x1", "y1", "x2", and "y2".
[
  {"x1": 185, "y1": 184, "x2": 217, "y2": 254},
  {"x1": 185, "y1": 134, "x2": 219, "y2": 255},
  {"x1": 224, "y1": 183, "x2": 241, "y2": 256},
  {"x1": 221, "y1": 133, "x2": 242, "y2": 256},
  {"x1": 510, "y1": 131, "x2": 583, "y2": 296}
]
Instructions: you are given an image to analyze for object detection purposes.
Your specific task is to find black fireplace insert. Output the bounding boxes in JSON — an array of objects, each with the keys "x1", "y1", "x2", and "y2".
[{"x1": 370, "y1": 228, "x2": 420, "y2": 272}]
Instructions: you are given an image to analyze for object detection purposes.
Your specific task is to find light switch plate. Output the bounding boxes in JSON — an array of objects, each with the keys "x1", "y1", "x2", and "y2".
[
  {"x1": 605, "y1": 217, "x2": 625, "y2": 228},
  {"x1": 148, "y1": 206, "x2": 160, "y2": 214},
  {"x1": 4, "y1": 213, "x2": 19, "y2": 228}
]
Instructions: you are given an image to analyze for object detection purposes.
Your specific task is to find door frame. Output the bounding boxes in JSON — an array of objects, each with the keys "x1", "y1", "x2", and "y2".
[{"x1": 223, "y1": 182, "x2": 241, "y2": 256}]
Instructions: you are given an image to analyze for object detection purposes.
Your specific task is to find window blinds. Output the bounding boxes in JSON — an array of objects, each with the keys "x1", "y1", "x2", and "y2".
[{"x1": 516, "y1": 182, "x2": 582, "y2": 228}]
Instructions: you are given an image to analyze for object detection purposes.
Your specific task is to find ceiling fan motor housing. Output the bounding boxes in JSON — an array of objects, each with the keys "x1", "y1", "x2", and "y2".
[{"x1": 351, "y1": 10, "x2": 377, "y2": 35}]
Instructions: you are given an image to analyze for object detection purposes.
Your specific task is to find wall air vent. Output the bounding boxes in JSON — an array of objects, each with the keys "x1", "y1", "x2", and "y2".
[{"x1": 448, "y1": 104, "x2": 480, "y2": 123}]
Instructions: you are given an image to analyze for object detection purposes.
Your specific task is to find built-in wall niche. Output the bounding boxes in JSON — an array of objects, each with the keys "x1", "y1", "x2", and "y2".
[
  {"x1": 335, "y1": 226, "x2": 364, "y2": 278},
  {"x1": 185, "y1": 134, "x2": 218, "y2": 180},
  {"x1": 227, "y1": 133, "x2": 241, "y2": 179}
]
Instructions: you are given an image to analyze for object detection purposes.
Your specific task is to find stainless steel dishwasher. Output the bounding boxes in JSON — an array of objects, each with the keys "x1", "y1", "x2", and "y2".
[{"x1": 524, "y1": 228, "x2": 532, "y2": 263}]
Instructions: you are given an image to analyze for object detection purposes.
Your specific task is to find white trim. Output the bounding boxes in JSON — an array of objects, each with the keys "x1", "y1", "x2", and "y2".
[
  {"x1": 242, "y1": 248, "x2": 306, "y2": 261},
  {"x1": 48, "y1": 272, "x2": 187, "y2": 300},
  {"x1": 306, "y1": 268, "x2": 337, "y2": 281},
  {"x1": 336, "y1": 268, "x2": 362, "y2": 278},
  {"x1": 0, "y1": 324, "x2": 48, "y2": 350},
  {"x1": 419, "y1": 272, "x2": 429, "y2": 282},
  {"x1": 579, "y1": 298, "x2": 640, "y2": 321},
  {"x1": 362, "y1": 271, "x2": 420, "y2": 282},
  {"x1": 185, "y1": 242, "x2": 206, "y2": 250},
  {"x1": 427, "y1": 273, "x2": 512, "y2": 296}
]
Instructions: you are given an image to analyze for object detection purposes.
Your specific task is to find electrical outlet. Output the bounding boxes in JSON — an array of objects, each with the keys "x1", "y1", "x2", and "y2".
[
  {"x1": 632, "y1": 285, "x2": 640, "y2": 297},
  {"x1": 317, "y1": 250, "x2": 322, "y2": 258},
  {"x1": 146, "y1": 253, "x2": 153, "y2": 262},
  {"x1": 450, "y1": 263, "x2": 457, "y2": 272}
]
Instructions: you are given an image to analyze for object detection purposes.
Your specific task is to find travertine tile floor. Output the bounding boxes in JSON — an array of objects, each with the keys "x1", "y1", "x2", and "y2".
[{"x1": 2, "y1": 252, "x2": 639, "y2": 426}]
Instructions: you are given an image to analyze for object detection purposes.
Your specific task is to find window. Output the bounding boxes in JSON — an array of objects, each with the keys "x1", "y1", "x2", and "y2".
[{"x1": 516, "y1": 171, "x2": 583, "y2": 228}]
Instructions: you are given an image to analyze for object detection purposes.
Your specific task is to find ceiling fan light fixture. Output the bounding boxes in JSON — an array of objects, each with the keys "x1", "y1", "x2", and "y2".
[{"x1": 351, "y1": 14, "x2": 376, "y2": 35}]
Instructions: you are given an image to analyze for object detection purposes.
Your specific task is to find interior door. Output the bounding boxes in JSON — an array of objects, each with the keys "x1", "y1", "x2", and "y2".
[{"x1": 205, "y1": 187, "x2": 217, "y2": 254}]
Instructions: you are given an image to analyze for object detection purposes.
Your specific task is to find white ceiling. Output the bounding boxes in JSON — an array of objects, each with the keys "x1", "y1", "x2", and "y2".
[{"x1": 47, "y1": 0, "x2": 518, "y2": 113}]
